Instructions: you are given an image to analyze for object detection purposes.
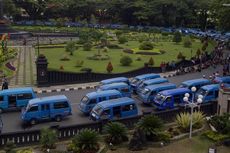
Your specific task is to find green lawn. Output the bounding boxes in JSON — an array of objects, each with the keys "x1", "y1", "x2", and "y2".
[
  {"x1": 40, "y1": 38, "x2": 215, "y2": 73},
  {"x1": 107, "y1": 135, "x2": 230, "y2": 153}
]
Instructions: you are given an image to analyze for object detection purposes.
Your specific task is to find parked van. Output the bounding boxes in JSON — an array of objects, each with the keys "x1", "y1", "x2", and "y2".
[
  {"x1": 154, "y1": 88, "x2": 192, "y2": 110},
  {"x1": 138, "y1": 83, "x2": 177, "y2": 104},
  {"x1": 195, "y1": 84, "x2": 219, "y2": 103},
  {"x1": 21, "y1": 95, "x2": 72, "y2": 125},
  {"x1": 137, "y1": 78, "x2": 169, "y2": 93},
  {"x1": 99, "y1": 77, "x2": 130, "y2": 86},
  {"x1": 90, "y1": 97, "x2": 138, "y2": 121},
  {"x1": 79, "y1": 90, "x2": 122, "y2": 114},
  {"x1": 180, "y1": 78, "x2": 211, "y2": 90},
  {"x1": 98, "y1": 83, "x2": 132, "y2": 97},
  {"x1": 130, "y1": 73, "x2": 161, "y2": 92},
  {"x1": 213, "y1": 76, "x2": 230, "y2": 84},
  {"x1": 0, "y1": 87, "x2": 36, "y2": 113}
]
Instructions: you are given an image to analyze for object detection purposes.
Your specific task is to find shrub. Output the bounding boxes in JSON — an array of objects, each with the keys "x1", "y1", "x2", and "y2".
[
  {"x1": 136, "y1": 56, "x2": 142, "y2": 61},
  {"x1": 209, "y1": 113, "x2": 230, "y2": 135},
  {"x1": 75, "y1": 60, "x2": 84, "y2": 67},
  {"x1": 203, "y1": 130, "x2": 230, "y2": 142},
  {"x1": 196, "y1": 48, "x2": 201, "y2": 56},
  {"x1": 139, "y1": 41, "x2": 154, "y2": 50},
  {"x1": 129, "y1": 129, "x2": 146, "y2": 151},
  {"x1": 177, "y1": 52, "x2": 185, "y2": 60},
  {"x1": 72, "y1": 129, "x2": 100, "y2": 152},
  {"x1": 137, "y1": 115, "x2": 163, "y2": 141},
  {"x1": 60, "y1": 54, "x2": 70, "y2": 61},
  {"x1": 103, "y1": 122, "x2": 128, "y2": 145},
  {"x1": 59, "y1": 65, "x2": 64, "y2": 70},
  {"x1": 173, "y1": 31, "x2": 182, "y2": 43},
  {"x1": 123, "y1": 48, "x2": 134, "y2": 54},
  {"x1": 4, "y1": 141, "x2": 16, "y2": 153},
  {"x1": 176, "y1": 111, "x2": 205, "y2": 132},
  {"x1": 162, "y1": 32, "x2": 169, "y2": 36},
  {"x1": 120, "y1": 56, "x2": 133, "y2": 66},
  {"x1": 107, "y1": 43, "x2": 122, "y2": 49},
  {"x1": 148, "y1": 57, "x2": 154, "y2": 66},
  {"x1": 83, "y1": 41, "x2": 93, "y2": 51},
  {"x1": 77, "y1": 39, "x2": 85, "y2": 45},
  {"x1": 157, "y1": 132, "x2": 171, "y2": 143},
  {"x1": 118, "y1": 35, "x2": 128, "y2": 44},
  {"x1": 87, "y1": 54, "x2": 110, "y2": 60},
  {"x1": 106, "y1": 61, "x2": 113, "y2": 73},
  {"x1": 65, "y1": 41, "x2": 77, "y2": 55},
  {"x1": 40, "y1": 128, "x2": 57, "y2": 149},
  {"x1": 102, "y1": 46, "x2": 109, "y2": 52},
  {"x1": 202, "y1": 41, "x2": 208, "y2": 51},
  {"x1": 80, "y1": 68, "x2": 92, "y2": 73},
  {"x1": 183, "y1": 36, "x2": 192, "y2": 48},
  {"x1": 115, "y1": 30, "x2": 123, "y2": 37},
  {"x1": 138, "y1": 34, "x2": 148, "y2": 43}
]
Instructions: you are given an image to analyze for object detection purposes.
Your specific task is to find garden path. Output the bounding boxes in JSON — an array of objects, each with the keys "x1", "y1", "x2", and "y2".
[{"x1": 9, "y1": 46, "x2": 36, "y2": 87}]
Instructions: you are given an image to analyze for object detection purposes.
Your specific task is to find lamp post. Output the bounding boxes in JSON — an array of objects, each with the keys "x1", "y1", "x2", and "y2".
[{"x1": 183, "y1": 86, "x2": 203, "y2": 139}]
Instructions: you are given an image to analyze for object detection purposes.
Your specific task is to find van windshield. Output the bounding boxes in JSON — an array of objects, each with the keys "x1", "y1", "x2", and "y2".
[
  {"x1": 92, "y1": 105, "x2": 103, "y2": 115},
  {"x1": 26, "y1": 104, "x2": 32, "y2": 111},
  {"x1": 131, "y1": 78, "x2": 140, "y2": 84},
  {"x1": 155, "y1": 94, "x2": 166, "y2": 103},
  {"x1": 196, "y1": 88, "x2": 208, "y2": 96},
  {"x1": 179, "y1": 84, "x2": 188, "y2": 88},
  {"x1": 138, "y1": 82, "x2": 144, "y2": 88},
  {"x1": 81, "y1": 96, "x2": 89, "y2": 104},
  {"x1": 142, "y1": 88, "x2": 151, "y2": 95}
]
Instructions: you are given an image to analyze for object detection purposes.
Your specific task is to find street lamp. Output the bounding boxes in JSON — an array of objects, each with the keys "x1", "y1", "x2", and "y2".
[{"x1": 183, "y1": 86, "x2": 203, "y2": 139}]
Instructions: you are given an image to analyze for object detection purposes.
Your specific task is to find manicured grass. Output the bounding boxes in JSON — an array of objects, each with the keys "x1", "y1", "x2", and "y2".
[
  {"x1": 40, "y1": 37, "x2": 215, "y2": 73},
  {"x1": 107, "y1": 135, "x2": 230, "y2": 153}
]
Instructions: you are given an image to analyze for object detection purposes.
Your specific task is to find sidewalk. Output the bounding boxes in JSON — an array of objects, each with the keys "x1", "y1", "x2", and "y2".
[{"x1": 8, "y1": 46, "x2": 36, "y2": 87}]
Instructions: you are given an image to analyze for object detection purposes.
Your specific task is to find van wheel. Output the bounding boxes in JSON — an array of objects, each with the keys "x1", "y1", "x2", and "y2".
[
  {"x1": 30, "y1": 119, "x2": 36, "y2": 125},
  {"x1": 55, "y1": 115, "x2": 62, "y2": 122}
]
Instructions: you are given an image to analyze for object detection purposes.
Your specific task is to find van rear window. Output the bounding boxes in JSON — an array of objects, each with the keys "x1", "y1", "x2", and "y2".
[
  {"x1": 0, "y1": 96, "x2": 3, "y2": 101},
  {"x1": 54, "y1": 101, "x2": 69, "y2": 109},
  {"x1": 17, "y1": 93, "x2": 33, "y2": 100}
]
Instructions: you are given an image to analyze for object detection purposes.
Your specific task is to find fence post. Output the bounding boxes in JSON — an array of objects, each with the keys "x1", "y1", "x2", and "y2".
[{"x1": 36, "y1": 54, "x2": 49, "y2": 86}]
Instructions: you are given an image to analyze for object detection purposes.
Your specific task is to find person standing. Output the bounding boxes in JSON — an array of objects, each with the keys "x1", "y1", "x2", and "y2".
[{"x1": 1, "y1": 77, "x2": 8, "y2": 90}]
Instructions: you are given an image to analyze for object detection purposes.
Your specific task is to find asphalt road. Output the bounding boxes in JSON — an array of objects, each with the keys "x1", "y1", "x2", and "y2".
[{"x1": 0, "y1": 65, "x2": 222, "y2": 134}]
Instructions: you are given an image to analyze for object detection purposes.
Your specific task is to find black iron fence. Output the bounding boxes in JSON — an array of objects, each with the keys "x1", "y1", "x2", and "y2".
[
  {"x1": 0, "y1": 101, "x2": 217, "y2": 147},
  {"x1": 47, "y1": 66, "x2": 162, "y2": 85}
]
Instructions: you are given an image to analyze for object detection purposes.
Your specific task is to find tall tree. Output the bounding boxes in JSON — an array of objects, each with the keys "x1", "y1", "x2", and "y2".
[
  {"x1": 211, "y1": 0, "x2": 230, "y2": 31},
  {"x1": 13, "y1": 0, "x2": 49, "y2": 20}
]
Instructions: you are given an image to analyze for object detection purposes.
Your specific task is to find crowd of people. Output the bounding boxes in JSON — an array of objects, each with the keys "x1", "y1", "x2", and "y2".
[{"x1": 171, "y1": 40, "x2": 229, "y2": 76}]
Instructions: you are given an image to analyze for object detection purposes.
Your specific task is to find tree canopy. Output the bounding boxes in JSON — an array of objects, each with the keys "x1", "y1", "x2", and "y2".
[{"x1": 2, "y1": 0, "x2": 229, "y2": 31}]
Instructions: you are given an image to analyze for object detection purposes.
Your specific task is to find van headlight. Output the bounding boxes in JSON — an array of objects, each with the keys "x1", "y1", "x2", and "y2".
[{"x1": 92, "y1": 113, "x2": 96, "y2": 117}]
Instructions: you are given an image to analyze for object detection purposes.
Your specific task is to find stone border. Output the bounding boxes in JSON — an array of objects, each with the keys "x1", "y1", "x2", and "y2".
[{"x1": 170, "y1": 125, "x2": 205, "y2": 141}]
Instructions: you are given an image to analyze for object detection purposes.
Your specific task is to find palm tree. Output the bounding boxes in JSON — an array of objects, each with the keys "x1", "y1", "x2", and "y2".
[
  {"x1": 72, "y1": 129, "x2": 100, "y2": 153},
  {"x1": 137, "y1": 115, "x2": 163, "y2": 141},
  {"x1": 103, "y1": 122, "x2": 128, "y2": 145}
]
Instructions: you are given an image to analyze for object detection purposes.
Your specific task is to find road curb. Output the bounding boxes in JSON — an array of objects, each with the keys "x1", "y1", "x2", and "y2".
[{"x1": 34, "y1": 85, "x2": 97, "y2": 94}]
